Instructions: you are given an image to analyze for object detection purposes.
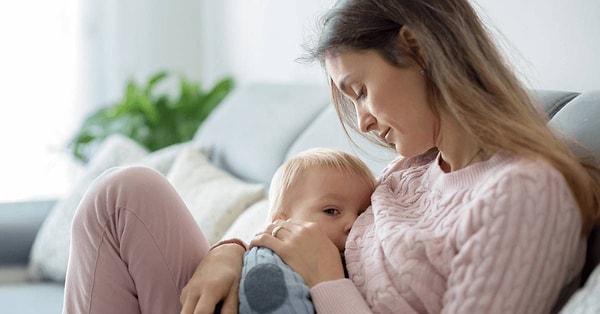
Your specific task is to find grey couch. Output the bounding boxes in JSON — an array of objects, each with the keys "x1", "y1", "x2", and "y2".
[{"x1": 0, "y1": 83, "x2": 598, "y2": 313}]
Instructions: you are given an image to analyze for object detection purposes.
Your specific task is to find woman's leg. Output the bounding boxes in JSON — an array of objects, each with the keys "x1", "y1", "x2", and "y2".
[{"x1": 63, "y1": 166, "x2": 210, "y2": 314}]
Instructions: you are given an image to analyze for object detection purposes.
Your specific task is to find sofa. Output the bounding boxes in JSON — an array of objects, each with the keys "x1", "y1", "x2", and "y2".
[{"x1": 0, "y1": 83, "x2": 598, "y2": 313}]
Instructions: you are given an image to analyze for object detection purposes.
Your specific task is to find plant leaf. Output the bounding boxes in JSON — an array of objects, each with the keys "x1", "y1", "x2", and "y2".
[
  {"x1": 145, "y1": 71, "x2": 169, "y2": 95},
  {"x1": 68, "y1": 71, "x2": 234, "y2": 163}
]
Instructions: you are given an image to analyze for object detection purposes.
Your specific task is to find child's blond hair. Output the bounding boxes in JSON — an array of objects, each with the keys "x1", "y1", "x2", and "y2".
[{"x1": 267, "y1": 147, "x2": 376, "y2": 221}]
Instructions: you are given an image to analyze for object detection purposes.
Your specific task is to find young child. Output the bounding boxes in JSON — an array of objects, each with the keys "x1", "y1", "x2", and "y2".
[{"x1": 238, "y1": 147, "x2": 376, "y2": 314}]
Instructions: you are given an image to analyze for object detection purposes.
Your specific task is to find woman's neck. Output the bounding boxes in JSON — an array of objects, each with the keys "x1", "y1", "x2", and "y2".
[{"x1": 436, "y1": 117, "x2": 488, "y2": 172}]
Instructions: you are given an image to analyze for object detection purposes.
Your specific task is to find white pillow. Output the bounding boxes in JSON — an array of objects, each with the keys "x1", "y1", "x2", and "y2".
[
  {"x1": 137, "y1": 141, "x2": 190, "y2": 175},
  {"x1": 28, "y1": 134, "x2": 149, "y2": 281},
  {"x1": 128, "y1": 140, "x2": 207, "y2": 175},
  {"x1": 559, "y1": 265, "x2": 600, "y2": 313},
  {"x1": 167, "y1": 147, "x2": 265, "y2": 244},
  {"x1": 220, "y1": 199, "x2": 270, "y2": 244}
]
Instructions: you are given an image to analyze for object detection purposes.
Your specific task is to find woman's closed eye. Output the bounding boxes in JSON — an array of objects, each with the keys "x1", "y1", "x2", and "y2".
[{"x1": 354, "y1": 86, "x2": 366, "y2": 101}]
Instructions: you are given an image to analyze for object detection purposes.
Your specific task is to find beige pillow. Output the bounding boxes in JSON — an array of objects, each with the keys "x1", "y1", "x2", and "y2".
[
  {"x1": 167, "y1": 147, "x2": 265, "y2": 244},
  {"x1": 27, "y1": 137, "x2": 199, "y2": 282},
  {"x1": 131, "y1": 140, "x2": 210, "y2": 175},
  {"x1": 220, "y1": 199, "x2": 269, "y2": 244},
  {"x1": 28, "y1": 134, "x2": 149, "y2": 281},
  {"x1": 137, "y1": 141, "x2": 191, "y2": 175}
]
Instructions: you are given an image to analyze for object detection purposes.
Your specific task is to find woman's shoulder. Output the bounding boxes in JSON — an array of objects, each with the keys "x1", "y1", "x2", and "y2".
[
  {"x1": 489, "y1": 154, "x2": 566, "y2": 184},
  {"x1": 474, "y1": 154, "x2": 573, "y2": 208}
]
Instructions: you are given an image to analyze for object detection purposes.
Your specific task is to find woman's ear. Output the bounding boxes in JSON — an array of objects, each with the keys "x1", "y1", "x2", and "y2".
[{"x1": 397, "y1": 26, "x2": 426, "y2": 67}]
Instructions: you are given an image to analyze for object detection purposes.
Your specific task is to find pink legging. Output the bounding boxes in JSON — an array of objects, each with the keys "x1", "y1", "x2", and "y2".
[{"x1": 63, "y1": 166, "x2": 210, "y2": 314}]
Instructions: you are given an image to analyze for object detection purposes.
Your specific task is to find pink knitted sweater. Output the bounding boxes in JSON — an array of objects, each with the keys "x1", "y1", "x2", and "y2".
[{"x1": 310, "y1": 152, "x2": 586, "y2": 313}]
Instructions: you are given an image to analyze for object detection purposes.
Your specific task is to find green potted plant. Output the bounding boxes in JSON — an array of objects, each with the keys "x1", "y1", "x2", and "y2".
[{"x1": 70, "y1": 71, "x2": 234, "y2": 162}]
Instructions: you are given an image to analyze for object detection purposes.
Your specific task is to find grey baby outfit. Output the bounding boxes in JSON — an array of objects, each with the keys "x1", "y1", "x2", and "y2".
[{"x1": 239, "y1": 246, "x2": 314, "y2": 314}]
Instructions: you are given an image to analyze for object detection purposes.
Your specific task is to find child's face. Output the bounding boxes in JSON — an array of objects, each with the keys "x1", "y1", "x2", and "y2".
[{"x1": 280, "y1": 166, "x2": 373, "y2": 252}]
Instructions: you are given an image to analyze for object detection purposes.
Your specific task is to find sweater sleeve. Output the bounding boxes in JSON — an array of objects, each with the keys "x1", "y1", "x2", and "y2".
[
  {"x1": 442, "y1": 164, "x2": 582, "y2": 314},
  {"x1": 310, "y1": 279, "x2": 373, "y2": 313}
]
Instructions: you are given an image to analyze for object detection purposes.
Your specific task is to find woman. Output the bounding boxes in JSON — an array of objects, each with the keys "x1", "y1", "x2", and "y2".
[
  {"x1": 180, "y1": 0, "x2": 600, "y2": 313},
  {"x1": 64, "y1": 0, "x2": 600, "y2": 313}
]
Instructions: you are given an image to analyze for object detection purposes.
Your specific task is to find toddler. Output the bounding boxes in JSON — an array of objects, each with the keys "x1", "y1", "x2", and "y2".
[{"x1": 238, "y1": 147, "x2": 376, "y2": 314}]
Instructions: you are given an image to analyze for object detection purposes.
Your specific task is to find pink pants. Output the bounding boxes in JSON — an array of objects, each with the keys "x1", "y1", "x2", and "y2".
[{"x1": 63, "y1": 166, "x2": 210, "y2": 314}]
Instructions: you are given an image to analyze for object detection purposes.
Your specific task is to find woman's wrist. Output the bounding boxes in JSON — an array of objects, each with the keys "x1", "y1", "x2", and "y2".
[
  {"x1": 307, "y1": 271, "x2": 346, "y2": 288},
  {"x1": 304, "y1": 258, "x2": 346, "y2": 287}
]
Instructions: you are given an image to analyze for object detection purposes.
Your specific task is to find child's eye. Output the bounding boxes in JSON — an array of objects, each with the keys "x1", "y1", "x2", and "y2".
[{"x1": 324, "y1": 208, "x2": 341, "y2": 215}]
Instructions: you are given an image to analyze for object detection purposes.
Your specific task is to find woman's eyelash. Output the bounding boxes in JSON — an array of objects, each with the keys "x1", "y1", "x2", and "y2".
[{"x1": 355, "y1": 87, "x2": 366, "y2": 100}]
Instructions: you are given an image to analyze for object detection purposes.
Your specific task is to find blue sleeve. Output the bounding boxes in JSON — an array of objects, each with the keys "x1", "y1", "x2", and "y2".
[{"x1": 239, "y1": 246, "x2": 315, "y2": 314}]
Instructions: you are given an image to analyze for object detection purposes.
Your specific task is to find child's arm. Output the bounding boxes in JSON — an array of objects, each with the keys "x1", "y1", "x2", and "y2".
[{"x1": 239, "y1": 246, "x2": 314, "y2": 313}]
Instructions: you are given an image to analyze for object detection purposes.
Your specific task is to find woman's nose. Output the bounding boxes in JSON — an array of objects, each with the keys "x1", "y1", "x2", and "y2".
[
  {"x1": 354, "y1": 103, "x2": 377, "y2": 133},
  {"x1": 355, "y1": 103, "x2": 376, "y2": 133}
]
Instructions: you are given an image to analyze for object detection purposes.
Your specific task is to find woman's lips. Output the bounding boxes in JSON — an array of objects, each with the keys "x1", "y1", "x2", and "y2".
[{"x1": 380, "y1": 128, "x2": 391, "y2": 143}]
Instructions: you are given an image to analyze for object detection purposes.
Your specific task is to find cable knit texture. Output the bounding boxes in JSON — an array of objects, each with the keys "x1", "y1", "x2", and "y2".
[{"x1": 310, "y1": 152, "x2": 586, "y2": 314}]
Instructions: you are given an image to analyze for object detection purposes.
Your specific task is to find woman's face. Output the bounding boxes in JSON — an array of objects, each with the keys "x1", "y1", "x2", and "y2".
[{"x1": 325, "y1": 49, "x2": 437, "y2": 157}]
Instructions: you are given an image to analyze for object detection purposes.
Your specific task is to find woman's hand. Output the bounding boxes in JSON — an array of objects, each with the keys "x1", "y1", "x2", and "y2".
[
  {"x1": 250, "y1": 219, "x2": 346, "y2": 287},
  {"x1": 180, "y1": 243, "x2": 245, "y2": 314}
]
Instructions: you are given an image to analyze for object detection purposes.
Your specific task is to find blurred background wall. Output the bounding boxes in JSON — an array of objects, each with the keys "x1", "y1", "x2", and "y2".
[
  {"x1": 1, "y1": 0, "x2": 598, "y2": 201},
  {"x1": 200, "y1": 0, "x2": 600, "y2": 92}
]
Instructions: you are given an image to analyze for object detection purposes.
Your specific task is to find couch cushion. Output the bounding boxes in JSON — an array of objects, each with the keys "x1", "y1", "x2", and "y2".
[
  {"x1": 559, "y1": 264, "x2": 600, "y2": 314},
  {"x1": 28, "y1": 134, "x2": 149, "y2": 282},
  {"x1": 193, "y1": 83, "x2": 330, "y2": 186},
  {"x1": 167, "y1": 147, "x2": 265, "y2": 244},
  {"x1": 548, "y1": 91, "x2": 600, "y2": 284},
  {"x1": 0, "y1": 199, "x2": 56, "y2": 265},
  {"x1": 535, "y1": 90, "x2": 580, "y2": 118},
  {"x1": 220, "y1": 199, "x2": 270, "y2": 244},
  {"x1": 285, "y1": 106, "x2": 396, "y2": 177},
  {"x1": 549, "y1": 91, "x2": 600, "y2": 157},
  {"x1": 0, "y1": 282, "x2": 64, "y2": 314}
]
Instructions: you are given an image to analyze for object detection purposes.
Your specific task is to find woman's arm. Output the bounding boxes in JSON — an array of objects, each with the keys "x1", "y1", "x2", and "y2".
[
  {"x1": 442, "y1": 166, "x2": 584, "y2": 314},
  {"x1": 180, "y1": 243, "x2": 245, "y2": 314},
  {"x1": 310, "y1": 279, "x2": 373, "y2": 313}
]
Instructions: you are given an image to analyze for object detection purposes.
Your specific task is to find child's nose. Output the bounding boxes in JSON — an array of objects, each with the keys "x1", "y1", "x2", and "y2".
[{"x1": 344, "y1": 218, "x2": 354, "y2": 234}]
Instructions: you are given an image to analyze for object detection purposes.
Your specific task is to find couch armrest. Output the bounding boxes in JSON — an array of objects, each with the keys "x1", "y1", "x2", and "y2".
[{"x1": 0, "y1": 199, "x2": 57, "y2": 265}]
